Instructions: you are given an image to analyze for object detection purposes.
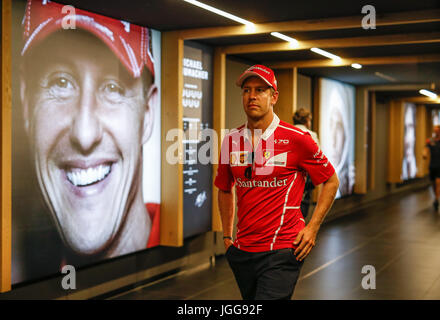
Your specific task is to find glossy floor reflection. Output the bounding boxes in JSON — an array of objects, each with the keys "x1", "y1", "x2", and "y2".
[{"x1": 111, "y1": 188, "x2": 440, "y2": 300}]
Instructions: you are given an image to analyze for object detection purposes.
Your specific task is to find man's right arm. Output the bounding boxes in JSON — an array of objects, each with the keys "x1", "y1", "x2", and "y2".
[{"x1": 218, "y1": 189, "x2": 235, "y2": 250}]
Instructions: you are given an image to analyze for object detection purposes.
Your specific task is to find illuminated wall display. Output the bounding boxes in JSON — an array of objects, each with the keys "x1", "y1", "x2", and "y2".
[
  {"x1": 432, "y1": 109, "x2": 440, "y2": 127},
  {"x1": 11, "y1": 0, "x2": 161, "y2": 284},
  {"x1": 182, "y1": 42, "x2": 213, "y2": 238},
  {"x1": 401, "y1": 103, "x2": 417, "y2": 180},
  {"x1": 319, "y1": 78, "x2": 356, "y2": 199}
]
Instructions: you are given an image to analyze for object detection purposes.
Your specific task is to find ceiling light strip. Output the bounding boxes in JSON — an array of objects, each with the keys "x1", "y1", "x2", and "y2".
[
  {"x1": 419, "y1": 89, "x2": 438, "y2": 99},
  {"x1": 374, "y1": 71, "x2": 396, "y2": 82},
  {"x1": 183, "y1": 0, "x2": 254, "y2": 27},
  {"x1": 310, "y1": 47, "x2": 342, "y2": 62},
  {"x1": 270, "y1": 32, "x2": 298, "y2": 45}
]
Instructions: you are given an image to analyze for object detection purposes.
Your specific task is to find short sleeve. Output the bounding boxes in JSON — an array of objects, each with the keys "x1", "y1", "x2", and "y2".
[
  {"x1": 214, "y1": 135, "x2": 235, "y2": 191},
  {"x1": 298, "y1": 132, "x2": 335, "y2": 186}
]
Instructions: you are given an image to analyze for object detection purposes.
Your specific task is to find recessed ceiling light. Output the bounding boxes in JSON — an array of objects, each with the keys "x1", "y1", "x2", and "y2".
[
  {"x1": 270, "y1": 32, "x2": 299, "y2": 47},
  {"x1": 419, "y1": 89, "x2": 438, "y2": 99},
  {"x1": 374, "y1": 71, "x2": 396, "y2": 82},
  {"x1": 183, "y1": 0, "x2": 255, "y2": 29},
  {"x1": 351, "y1": 63, "x2": 362, "y2": 69},
  {"x1": 310, "y1": 47, "x2": 342, "y2": 63}
]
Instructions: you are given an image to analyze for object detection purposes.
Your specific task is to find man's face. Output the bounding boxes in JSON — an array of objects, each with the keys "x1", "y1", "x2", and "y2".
[
  {"x1": 241, "y1": 76, "x2": 278, "y2": 121},
  {"x1": 21, "y1": 31, "x2": 154, "y2": 255}
]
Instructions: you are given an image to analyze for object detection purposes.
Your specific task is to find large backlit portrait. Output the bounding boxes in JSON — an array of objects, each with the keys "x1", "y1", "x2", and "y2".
[
  {"x1": 319, "y1": 78, "x2": 355, "y2": 199},
  {"x1": 432, "y1": 109, "x2": 440, "y2": 127},
  {"x1": 12, "y1": 0, "x2": 161, "y2": 284},
  {"x1": 401, "y1": 103, "x2": 417, "y2": 180}
]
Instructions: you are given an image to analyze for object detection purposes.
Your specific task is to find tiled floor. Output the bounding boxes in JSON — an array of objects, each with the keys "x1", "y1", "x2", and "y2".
[{"x1": 111, "y1": 188, "x2": 440, "y2": 300}]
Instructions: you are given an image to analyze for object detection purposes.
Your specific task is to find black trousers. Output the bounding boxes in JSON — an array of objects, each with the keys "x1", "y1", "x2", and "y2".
[
  {"x1": 225, "y1": 245, "x2": 304, "y2": 300},
  {"x1": 429, "y1": 167, "x2": 440, "y2": 181}
]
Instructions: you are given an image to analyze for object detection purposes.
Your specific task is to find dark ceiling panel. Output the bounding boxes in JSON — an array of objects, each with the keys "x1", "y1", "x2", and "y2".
[
  {"x1": 197, "y1": 34, "x2": 280, "y2": 47},
  {"x1": 230, "y1": 42, "x2": 440, "y2": 62},
  {"x1": 325, "y1": 42, "x2": 440, "y2": 58},
  {"x1": 376, "y1": 90, "x2": 422, "y2": 99},
  {"x1": 54, "y1": 0, "x2": 240, "y2": 30},
  {"x1": 231, "y1": 49, "x2": 318, "y2": 62},
  {"x1": 284, "y1": 22, "x2": 440, "y2": 41},
  {"x1": 376, "y1": 90, "x2": 440, "y2": 105},
  {"x1": 54, "y1": 0, "x2": 440, "y2": 30},
  {"x1": 52, "y1": 0, "x2": 440, "y2": 88},
  {"x1": 198, "y1": 22, "x2": 440, "y2": 46},
  {"x1": 299, "y1": 62, "x2": 440, "y2": 86},
  {"x1": 183, "y1": 0, "x2": 440, "y2": 24}
]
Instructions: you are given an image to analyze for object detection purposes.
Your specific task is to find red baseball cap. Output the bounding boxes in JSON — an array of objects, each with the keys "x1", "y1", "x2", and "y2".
[
  {"x1": 236, "y1": 64, "x2": 278, "y2": 91},
  {"x1": 21, "y1": 0, "x2": 155, "y2": 79}
]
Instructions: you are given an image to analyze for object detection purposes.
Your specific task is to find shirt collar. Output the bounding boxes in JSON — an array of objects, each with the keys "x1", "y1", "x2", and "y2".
[
  {"x1": 295, "y1": 124, "x2": 307, "y2": 131},
  {"x1": 243, "y1": 113, "x2": 280, "y2": 142}
]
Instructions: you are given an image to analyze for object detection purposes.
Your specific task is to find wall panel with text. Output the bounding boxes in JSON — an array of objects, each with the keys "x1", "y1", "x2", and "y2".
[{"x1": 182, "y1": 41, "x2": 213, "y2": 238}]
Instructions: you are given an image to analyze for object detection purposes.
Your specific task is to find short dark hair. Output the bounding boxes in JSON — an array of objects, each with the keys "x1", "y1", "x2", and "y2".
[{"x1": 293, "y1": 108, "x2": 311, "y2": 125}]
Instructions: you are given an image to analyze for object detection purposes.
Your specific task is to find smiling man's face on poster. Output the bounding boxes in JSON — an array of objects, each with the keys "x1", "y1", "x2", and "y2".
[{"x1": 13, "y1": 0, "x2": 161, "y2": 284}]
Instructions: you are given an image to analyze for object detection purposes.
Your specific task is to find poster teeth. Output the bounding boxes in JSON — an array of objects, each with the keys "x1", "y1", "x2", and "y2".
[{"x1": 66, "y1": 165, "x2": 111, "y2": 186}]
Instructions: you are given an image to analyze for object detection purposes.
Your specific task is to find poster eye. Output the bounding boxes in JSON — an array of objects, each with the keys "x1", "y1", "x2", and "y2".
[
  {"x1": 101, "y1": 82, "x2": 126, "y2": 102},
  {"x1": 105, "y1": 83, "x2": 125, "y2": 95},
  {"x1": 49, "y1": 77, "x2": 73, "y2": 89},
  {"x1": 55, "y1": 78, "x2": 68, "y2": 88},
  {"x1": 47, "y1": 76, "x2": 76, "y2": 98}
]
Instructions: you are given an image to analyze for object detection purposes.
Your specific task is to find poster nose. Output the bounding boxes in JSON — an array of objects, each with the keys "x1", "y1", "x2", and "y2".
[{"x1": 70, "y1": 98, "x2": 103, "y2": 152}]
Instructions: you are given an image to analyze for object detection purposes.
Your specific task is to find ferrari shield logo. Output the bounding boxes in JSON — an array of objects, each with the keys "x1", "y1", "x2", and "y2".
[
  {"x1": 230, "y1": 153, "x2": 237, "y2": 165},
  {"x1": 239, "y1": 152, "x2": 246, "y2": 164}
]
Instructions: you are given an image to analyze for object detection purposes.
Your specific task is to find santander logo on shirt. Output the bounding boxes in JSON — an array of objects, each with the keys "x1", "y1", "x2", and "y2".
[{"x1": 236, "y1": 177, "x2": 288, "y2": 188}]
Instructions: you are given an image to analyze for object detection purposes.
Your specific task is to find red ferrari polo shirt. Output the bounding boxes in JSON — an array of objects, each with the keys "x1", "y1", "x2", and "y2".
[{"x1": 215, "y1": 114, "x2": 335, "y2": 252}]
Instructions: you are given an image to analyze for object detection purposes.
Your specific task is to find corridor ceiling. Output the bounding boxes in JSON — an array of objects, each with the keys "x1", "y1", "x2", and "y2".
[{"x1": 56, "y1": 0, "x2": 440, "y2": 101}]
